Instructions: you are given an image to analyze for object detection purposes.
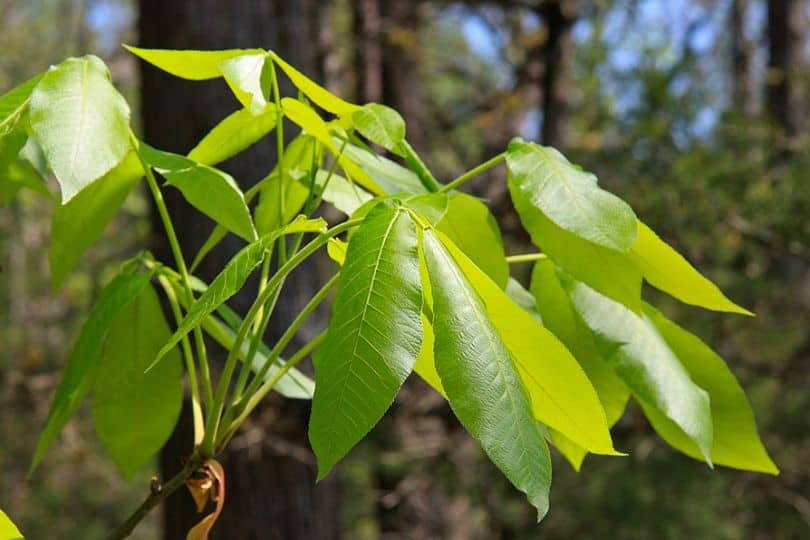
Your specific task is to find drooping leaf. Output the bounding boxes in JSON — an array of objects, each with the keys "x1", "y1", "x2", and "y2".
[
  {"x1": 124, "y1": 45, "x2": 263, "y2": 80},
  {"x1": 0, "y1": 508, "x2": 24, "y2": 540},
  {"x1": 352, "y1": 103, "x2": 406, "y2": 152},
  {"x1": 437, "y1": 231, "x2": 618, "y2": 457},
  {"x1": 505, "y1": 278, "x2": 543, "y2": 323},
  {"x1": 562, "y1": 275, "x2": 714, "y2": 464},
  {"x1": 152, "y1": 218, "x2": 326, "y2": 368},
  {"x1": 421, "y1": 228, "x2": 551, "y2": 520},
  {"x1": 186, "y1": 459, "x2": 226, "y2": 540},
  {"x1": 643, "y1": 305, "x2": 777, "y2": 474},
  {"x1": 30, "y1": 55, "x2": 130, "y2": 202},
  {"x1": 630, "y1": 221, "x2": 752, "y2": 315},
  {"x1": 511, "y1": 187, "x2": 642, "y2": 311},
  {"x1": 138, "y1": 143, "x2": 257, "y2": 241},
  {"x1": 506, "y1": 138, "x2": 637, "y2": 251},
  {"x1": 187, "y1": 106, "x2": 277, "y2": 166},
  {"x1": 341, "y1": 141, "x2": 425, "y2": 195},
  {"x1": 437, "y1": 193, "x2": 509, "y2": 289},
  {"x1": 0, "y1": 128, "x2": 51, "y2": 204},
  {"x1": 49, "y1": 152, "x2": 142, "y2": 291},
  {"x1": 530, "y1": 259, "x2": 630, "y2": 470},
  {"x1": 219, "y1": 53, "x2": 271, "y2": 114},
  {"x1": 92, "y1": 284, "x2": 183, "y2": 479},
  {"x1": 269, "y1": 51, "x2": 361, "y2": 116},
  {"x1": 0, "y1": 72, "x2": 43, "y2": 138},
  {"x1": 31, "y1": 270, "x2": 153, "y2": 473},
  {"x1": 309, "y1": 200, "x2": 423, "y2": 479}
]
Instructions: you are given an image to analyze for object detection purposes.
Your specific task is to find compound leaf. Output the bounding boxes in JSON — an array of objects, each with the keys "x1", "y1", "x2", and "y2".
[{"x1": 124, "y1": 45, "x2": 262, "y2": 80}]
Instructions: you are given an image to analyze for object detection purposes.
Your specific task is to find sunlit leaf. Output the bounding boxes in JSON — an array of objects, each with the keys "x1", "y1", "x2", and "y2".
[
  {"x1": 340, "y1": 141, "x2": 425, "y2": 195},
  {"x1": 0, "y1": 72, "x2": 42, "y2": 138},
  {"x1": 506, "y1": 138, "x2": 637, "y2": 251},
  {"x1": 269, "y1": 51, "x2": 361, "y2": 116},
  {"x1": 30, "y1": 56, "x2": 131, "y2": 202},
  {"x1": 630, "y1": 221, "x2": 752, "y2": 315},
  {"x1": 124, "y1": 45, "x2": 262, "y2": 80},
  {"x1": 310, "y1": 200, "x2": 422, "y2": 479},
  {"x1": 643, "y1": 305, "x2": 777, "y2": 474},
  {"x1": 219, "y1": 53, "x2": 271, "y2": 114},
  {"x1": 0, "y1": 508, "x2": 24, "y2": 540},
  {"x1": 422, "y1": 228, "x2": 551, "y2": 520},
  {"x1": 187, "y1": 106, "x2": 277, "y2": 166},
  {"x1": 562, "y1": 275, "x2": 714, "y2": 464},
  {"x1": 352, "y1": 103, "x2": 406, "y2": 152}
]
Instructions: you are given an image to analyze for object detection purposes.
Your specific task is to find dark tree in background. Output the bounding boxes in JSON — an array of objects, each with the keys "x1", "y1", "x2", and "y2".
[
  {"x1": 766, "y1": 0, "x2": 806, "y2": 137},
  {"x1": 136, "y1": 1, "x2": 338, "y2": 538}
]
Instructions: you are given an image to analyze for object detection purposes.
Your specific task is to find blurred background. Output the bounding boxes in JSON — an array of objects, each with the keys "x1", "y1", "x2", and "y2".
[{"x1": 1, "y1": 0, "x2": 808, "y2": 538}]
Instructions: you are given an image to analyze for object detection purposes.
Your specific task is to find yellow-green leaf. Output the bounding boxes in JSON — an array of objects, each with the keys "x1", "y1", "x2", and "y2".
[
  {"x1": 124, "y1": 45, "x2": 262, "y2": 80},
  {"x1": 269, "y1": 51, "x2": 361, "y2": 116},
  {"x1": 630, "y1": 221, "x2": 752, "y2": 315}
]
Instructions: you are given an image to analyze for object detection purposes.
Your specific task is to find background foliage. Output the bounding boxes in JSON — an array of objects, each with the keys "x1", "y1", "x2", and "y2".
[{"x1": 0, "y1": 0, "x2": 807, "y2": 538}]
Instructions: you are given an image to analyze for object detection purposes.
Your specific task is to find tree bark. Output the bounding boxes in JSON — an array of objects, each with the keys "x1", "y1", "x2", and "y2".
[
  {"x1": 352, "y1": 0, "x2": 384, "y2": 104},
  {"x1": 537, "y1": 0, "x2": 576, "y2": 150},
  {"x1": 766, "y1": 0, "x2": 806, "y2": 137},
  {"x1": 731, "y1": 0, "x2": 756, "y2": 116},
  {"x1": 136, "y1": 1, "x2": 339, "y2": 538}
]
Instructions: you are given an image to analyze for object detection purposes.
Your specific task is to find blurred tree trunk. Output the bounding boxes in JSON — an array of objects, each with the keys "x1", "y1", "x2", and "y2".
[
  {"x1": 537, "y1": 0, "x2": 576, "y2": 149},
  {"x1": 731, "y1": 0, "x2": 756, "y2": 116},
  {"x1": 136, "y1": 1, "x2": 339, "y2": 538},
  {"x1": 766, "y1": 0, "x2": 806, "y2": 137},
  {"x1": 352, "y1": 0, "x2": 384, "y2": 103}
]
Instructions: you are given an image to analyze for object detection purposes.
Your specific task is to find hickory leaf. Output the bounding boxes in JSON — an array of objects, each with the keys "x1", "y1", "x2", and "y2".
[
  {"x1": 421, "y1": 228, "x2": 551, "y2": 520},
  {"x1": 643, "y1": 305, "x2": 777, "y2": 474},
  {"x1": 562, "y1": 275, "x2": 714, "y2": 464},
  {"x1": 352, "y1": 103, "x2": 406, "y2": 153},
  {"x1": 219, "y1": 53, "x2": 271, "y2": 114},
  {"x1": 506, "y1": 138, "x2": 637, "y2": 251},
  {"x1": 187, "y1": 106, "x2": 278, "y2": 166},
  {"x1": 269, "y1": 51, "x2": 361, "y2": 116},
  {"x1": 630, "y1": 221, "x2": 752, "y2": 315},
  {"x1": 30, "y1": 55, "x2": 131, "y2": 202},
  {"x1": 0, "y1": 72, "x2": 42, "y2": 138},
  {"x1": 92, "y1": 284, "x2": 183, "y2": 479},
  {"x1": 309, "y1": 201, "x2": 422, "y2": 479},
  {"x1": 31, "y1": 270, "x2": 153, "y2": 473},
  {"x1": 124, "y1": 45, "x2": 263, "y2": 80}
]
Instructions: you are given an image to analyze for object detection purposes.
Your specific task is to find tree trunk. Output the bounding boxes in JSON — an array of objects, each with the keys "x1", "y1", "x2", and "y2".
[
  {"x1": 537, "y1": 0, "x2": 577, "y2": 150},
  {"x1": 352, "y1": 0, "x2": 384, "y2": 104},
  {"x1": 731, "y1": 0, "x2": 756, "y2": 116},
  {"x1": 136, "y1": 1, "x2": 339, "y2": 538},
  {"x1": 766, "y1": 0, "x2": 806, "y2": 137}
]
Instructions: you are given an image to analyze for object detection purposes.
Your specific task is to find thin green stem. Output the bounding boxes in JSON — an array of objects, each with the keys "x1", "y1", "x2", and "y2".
[
  {"x1": 506, "y1": 252, "x2": 548, "y2": 264},
  {"x1": 216, "y1": 330, "x2": 326, "y2": 453},
  {"x1": 268, "y1": 56, "x2": 288, "y2": 264},
  {"x1": 236, "y1": 273, "x2": 338, "y2": 409},
  {"x1": 440, "y1": 152, "x2": 506, "y2": 193},
  {"x1": 131, "y1": 132, "x2": 214, "y2": 410},
  {"x1": 156, "y1": 274, "x2": 205, "y2": 444},
  {"x1": 200, "y1": 219, "x2": 362, "y2": 454},
  {"x1": 399, "y1": 139, "x2": 441, "y2": 192}
]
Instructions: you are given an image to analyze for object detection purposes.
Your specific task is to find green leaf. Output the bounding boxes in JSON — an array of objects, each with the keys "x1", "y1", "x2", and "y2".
[
  {"x1": 124, "y1": 45, "x2": 263, "y2": 80},
  {"x1": 506, "y1": 139, "x2": 637, "y2": 251},
  {"x1": 352, "y1": 103, "x2": 406, "y2": 152},
  {"x1": 269, "y1": 51, "x2": 361, "y2": 116},
  {"x1": 0, "y1": 508, "x2": 24, "y2": 540},
  {"x1": 0, "y1": 129, "x2": 51, "y2": 204},
  {"x1": 562, "y1": 275, "x2": 714, "y2": 464},
  {"x1": 92, "y1": 284, "x2": 182, "y2": 479},
  {"x1": 281, "y1": 98, "x2": 382, "y2": 195},
  {"x1": 138, "y1": 143, "x2": 257, "y2": 241},
  {"x1": 421, "y1": 228, "x2": 551, "y2": 520},
  {"x1": 49, "y1": 152, "x2": 143, "y2": 291},
  {"x1": 31, "y1": 270, "x2": 153, "y2": 473},
  {"x1": 219, "y1": 53, "x2": 271, "y2": 114},
  {"x1": 437, "y1": 231, "x2": 618, "y2": 457},
  {"x1": 30, "y1": 55, "x2": 130, "y2": 203},
  {"x1": 437, "y1": 193, "x2": 509, "y2": 289},
  {"x1": 309, "y1": 200, "x2": 423, "y2": 479},
  {"x1": 530, "y1": 259, "x2": 630, "y2": 470},
  {"x1": 630, "y1": 221, "x2": 752, "y2": 315},
  {"x1": 511, "y1": 188, "x2": 642, "y2": 311},
  {"x1": 187, "y1": 106, "x2": 277, "y2": 166},
  {"x1": 153, "y1": 219, "x2": 325, "y2": 368},
  {"x1": 316, "y1": 169, "x2": 374, "y2": 216},
  {"x1": 643, "y1": 305, "x2": 777, "y2": 474},
  {"x1": 341, "y1": 141, "x2": 425, "y2": 195},
  {"x1": 0, "y1": 72, "x2": 43, "y2": 138}
]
